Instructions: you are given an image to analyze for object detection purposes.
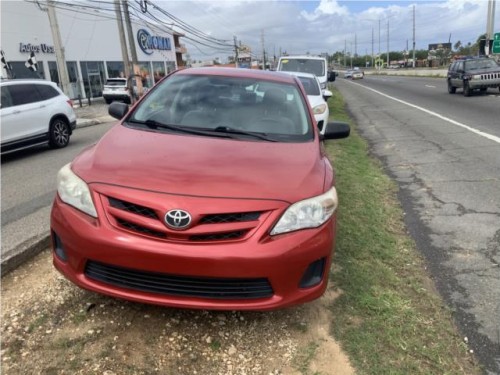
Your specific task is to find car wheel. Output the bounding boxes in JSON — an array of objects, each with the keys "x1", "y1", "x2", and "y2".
[
  {"x1": 48, "y1": 118, "x2": 71, "y2": 149},
  {"x1": 447, "y1": 79, "x2": 456, "y2": 94},
  {"x1": 479, "y1": 87, "x2": 487, "y2": 92},
  {"x1": 463, "y1": 80, "x2": 472, "y2": 97}
]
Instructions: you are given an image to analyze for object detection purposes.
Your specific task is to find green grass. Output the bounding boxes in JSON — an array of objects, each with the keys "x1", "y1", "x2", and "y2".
[
  {"x1": 293, "y1": 341, "x2": 320, "y2": 375},
  {"x1": 325, "y1": 88, "x2": 481, "y2": 375}
]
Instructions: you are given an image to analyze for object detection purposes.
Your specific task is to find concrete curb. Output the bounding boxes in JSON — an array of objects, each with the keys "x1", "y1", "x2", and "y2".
[{"x1": 1, "y1": 234, "x2": 51, "y2": 276}]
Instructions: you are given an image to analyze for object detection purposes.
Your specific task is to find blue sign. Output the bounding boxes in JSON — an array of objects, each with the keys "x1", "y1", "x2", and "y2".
[{"x1": 137, "y1": 29, "x2": 171, "y2": 55}]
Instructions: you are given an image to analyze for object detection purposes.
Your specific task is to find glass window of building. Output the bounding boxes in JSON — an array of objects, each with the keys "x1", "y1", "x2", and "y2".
[
  {"x1": 80, "y1": 61, "x2": 105, "y2": 98},
  {"x1": 138, "y1": 62, "x2": 153, "y2": 89},
  {"x1": 8, "y1": 61, "x2": 45, "y2": 79},
  {"x1": 48, "y1": 61, "x2": 59, "y2": 85},
  {"x1": 152, "y1": 61, "x2": 166, "y2": 83},
  {"x1": 166, "y1": 61, "x2": 176, "y2": 74},
  {"x1": 66, "y1": 61, "x2": 82, "y2": 99}
]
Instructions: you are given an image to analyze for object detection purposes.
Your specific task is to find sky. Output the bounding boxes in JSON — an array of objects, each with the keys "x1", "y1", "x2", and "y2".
[{"x1": 155, "y1": 0, "x2": 499, "y2": 62}]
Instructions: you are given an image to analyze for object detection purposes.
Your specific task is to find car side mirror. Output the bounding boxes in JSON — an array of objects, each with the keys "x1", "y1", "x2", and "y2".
[
  {"x1": 320, "y1": 121, "x2": 350, "y2": 141},
  {"x1": 322, "y1": 89, "x2": 333, "y2": 102},
  {"x1": 328, "y1": 72, "x2": 336, "y2": 82},
  {"x1": 108, "y1": 102, "x2": 129, "y2": 120}
]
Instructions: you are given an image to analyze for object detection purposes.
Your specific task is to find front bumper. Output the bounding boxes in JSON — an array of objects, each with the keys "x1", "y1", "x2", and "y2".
[{"x1": 50, "y1": 190, "x2": 337, "y2": 311}]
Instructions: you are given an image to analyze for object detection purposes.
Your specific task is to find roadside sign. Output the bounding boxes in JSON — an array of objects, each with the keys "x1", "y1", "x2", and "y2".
[{"x1": 493, "y1": 32, "x2": 500, "y2": 54}]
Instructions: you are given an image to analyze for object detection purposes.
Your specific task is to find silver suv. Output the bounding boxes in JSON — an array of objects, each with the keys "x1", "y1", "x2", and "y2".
[
  {"x1": 447, "y1": 57, "x2": 500, "y2": 96},
  {"x1": 1, "y1": 79, "x2": 77, "y2": 154},
  {"x1": 103, "y1": 78, "x2": 131, "y2": 104}
]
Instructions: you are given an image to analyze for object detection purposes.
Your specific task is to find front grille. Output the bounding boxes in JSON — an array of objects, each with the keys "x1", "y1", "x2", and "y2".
[
  {"x1": 117, "y1": 218, "x2": 166, "y2": 238},
  {"x1": 85, "y1": 260, "x2": 274, "y2": 299},
  {"x1": 109, "y1": 197, "x2": 157, "y2": 219},
  {"x1": 200, "y1": 212, "x2": 261, "y2": 224}
]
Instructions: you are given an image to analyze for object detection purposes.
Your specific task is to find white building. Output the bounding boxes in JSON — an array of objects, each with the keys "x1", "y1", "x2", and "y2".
[{"x1": 0, "y1": 1, "x2": 186, "y2": 99}]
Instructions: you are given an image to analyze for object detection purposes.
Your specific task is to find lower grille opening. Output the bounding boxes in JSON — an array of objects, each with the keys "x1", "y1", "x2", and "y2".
[
  {"x1": 189, "y1": 231, "x2": 247, "y2": 241},
  {"x1": 84, "y1": 260, "x2": 274, "y2": 299}
]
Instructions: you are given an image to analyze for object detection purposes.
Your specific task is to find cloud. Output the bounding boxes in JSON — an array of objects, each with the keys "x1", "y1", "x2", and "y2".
[{"x1": 301, "y1": 0, "x2": 349, "y2": 21}]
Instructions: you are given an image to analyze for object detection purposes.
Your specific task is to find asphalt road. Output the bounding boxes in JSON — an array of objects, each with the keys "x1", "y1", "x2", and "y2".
[
  {"x1": 1, "y1": 121, "x2": 115, "y2": 271},
  {"x1": 334, "y1": 76, "x2": 500, "y2": 374}
]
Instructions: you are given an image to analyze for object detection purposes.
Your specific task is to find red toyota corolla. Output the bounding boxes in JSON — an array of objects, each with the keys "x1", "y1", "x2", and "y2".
[{"x1": 50, "y1": 67, "x2": 349, "y2": 311}]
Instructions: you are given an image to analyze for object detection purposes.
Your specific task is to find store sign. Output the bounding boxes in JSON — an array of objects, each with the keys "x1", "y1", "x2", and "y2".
[
  {"x1": 19, "y1": 43, "x2": 55, "y2": 53},
  {"x1": 137, "y1": 29, "x2": 171, "y2": 55}
]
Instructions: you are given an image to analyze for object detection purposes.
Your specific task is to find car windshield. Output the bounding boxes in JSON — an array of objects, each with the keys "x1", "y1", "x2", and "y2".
[
  {"x1": 279, "y1": 59, "x2": 325, "y2": 76},
  {"x1": 297, "y1": 76, "x2": 320, "y2": 96},
  {"x1": 128, "y1": 74, "x2": 313, "y2": 142},
  {"x1": 465, "y1": 59, "x2": 499, "y2": 70}
]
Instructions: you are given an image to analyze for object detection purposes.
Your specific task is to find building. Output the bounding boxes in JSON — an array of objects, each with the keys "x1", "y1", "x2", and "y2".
[{"x1": 0, "y1": 1, "x2": 186, "y2": 99}]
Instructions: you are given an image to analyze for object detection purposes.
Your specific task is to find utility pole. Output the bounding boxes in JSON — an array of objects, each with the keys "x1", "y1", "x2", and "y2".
[
  {"x1": 378, "y1": 19, "x2": 381, "y2": 55},
  {"x1": 387, "y1": 20, "x2": 390, "y2": 68},
  {"x1": 486, "y1": 0, "x2": 496, "y2": 55},
  {"x1": 371, "y1": 27, "x2": 374, "y2": 68},
  {"x1": 261, "y1": 30, "x2": 266, "y2": 70},
  {"x1": 122, "y1": 0, "x2": 143, "y2": 99},
  {"x1": 46, "y1": 0, "x2": 71, "y2": 97},
  {"x1": 234, "y1": 36, "x2": 239, "y2": 68},
  {"x1": 412, "y1": 5, "x2": 416, "y2": 68},
  {"x1": 344, "y1": 39, "x2": 347, "y2": 67},
  {"x1": 354, "y1": 33, "x2": 357, "y2": 57},
  {"x1": 114, "y1": 0, "x2": 132, "y2": 100}
]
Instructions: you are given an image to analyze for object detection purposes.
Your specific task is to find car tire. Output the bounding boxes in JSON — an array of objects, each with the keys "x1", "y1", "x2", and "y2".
[
  {"x1": 463, "y1": 81, "x2": 472, "y2": 97},
  {"x1": 48, "y1": 118, "x2": 71, "y2": 149},
  {"x1": 479, "y1": 87, "x2": 487, "y2": 92},
  {"x1": 105, "y1": 98, "x2": 112, "y2": 104},
  {"x1": 447, "y1": 79, "x2": 456, "y2": 94}
]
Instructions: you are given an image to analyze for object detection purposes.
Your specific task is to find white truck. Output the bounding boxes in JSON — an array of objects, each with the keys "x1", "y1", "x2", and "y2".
[{"x1": 277, "y1": 55, "x2": 335, "y2": 89}]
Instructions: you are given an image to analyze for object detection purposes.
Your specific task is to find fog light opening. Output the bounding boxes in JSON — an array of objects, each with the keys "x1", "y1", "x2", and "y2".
[
  {"x1": 52, "y1": 231, "x2": 67, "y2": 262},
  {"x1": 299, "y1": 258, "x2": 326, "y2": 288}
]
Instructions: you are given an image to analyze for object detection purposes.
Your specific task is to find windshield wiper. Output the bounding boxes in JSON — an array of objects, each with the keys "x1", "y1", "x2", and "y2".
[
  {"x1": 212, "y1": 126, "x2": 277, "y2": 142},
  {"x1": 127, "y1": 119, "x2": 233, "y2": 139}
]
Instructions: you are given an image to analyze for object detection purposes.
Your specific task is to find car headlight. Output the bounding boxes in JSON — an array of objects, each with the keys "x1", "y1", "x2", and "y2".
[
  {"x1": 472, "y1": 74, "x2": 481, "y2": 79},
  {"x1": 270, "y1": 187, "x2": 338, "y2": 235},
  {"x1": 313, "y1": 103, "x2": 327, "y2": 115},
  {"x1": 57, "y1": 163, "x2": 98, "y2": 217},
  {"x1": 320, "y1": 82, "x2": 327, "y2": 89}
]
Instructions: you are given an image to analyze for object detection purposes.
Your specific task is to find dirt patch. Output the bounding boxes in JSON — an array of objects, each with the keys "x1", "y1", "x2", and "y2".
[{"x1": 1, "y1": 249, "x2": 356, "y2": 375}]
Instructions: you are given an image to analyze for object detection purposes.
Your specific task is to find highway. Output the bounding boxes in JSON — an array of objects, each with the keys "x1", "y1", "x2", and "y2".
[{"x1": 334, "y1": 75, "x2": 500, "y2": 374}]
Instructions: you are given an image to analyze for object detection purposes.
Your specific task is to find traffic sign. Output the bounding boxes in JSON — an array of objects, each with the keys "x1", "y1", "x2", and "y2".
[{"x1": 494, "y1": 32, "x2": 500, "y2": 54}]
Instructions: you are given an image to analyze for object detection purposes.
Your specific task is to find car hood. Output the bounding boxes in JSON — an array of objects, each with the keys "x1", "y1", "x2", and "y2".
[{"x1": 72, "y1": 125, "x2": 327, "y2": 202}]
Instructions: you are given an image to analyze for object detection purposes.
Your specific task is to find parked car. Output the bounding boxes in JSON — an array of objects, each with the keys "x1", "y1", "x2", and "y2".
[
  {"x1": 447, "y1": 57, "x2": 500, "y2": 96},
  {"x1": 103, "y1": 78, "x2": 151, "y2": 104},
  {"x1": 281, "y1": 71, "x2": 332, "y2": 133},
  {"x1": 51, "y1": 67, "x2": 350, "y2": 311},
  {"x1": 1, "y1": 79, "x2": 76, "y2": 154},
  {"x1": 102, "y1": 78, "x2": 131, "y2": 104}
]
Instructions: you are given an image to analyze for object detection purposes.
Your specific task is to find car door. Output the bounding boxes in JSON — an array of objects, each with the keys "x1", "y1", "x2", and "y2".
[
  {"x1": 0, "y1": 83, "x2": 47, "y2": 144},
  {"x1": 452, "y1": 61, "x2": 464, "y2": 88}
]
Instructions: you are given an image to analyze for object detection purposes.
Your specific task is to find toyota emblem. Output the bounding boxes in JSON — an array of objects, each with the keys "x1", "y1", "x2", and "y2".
[{"x1": 164, "y1": 209, "x2": 191, "y2": 229}]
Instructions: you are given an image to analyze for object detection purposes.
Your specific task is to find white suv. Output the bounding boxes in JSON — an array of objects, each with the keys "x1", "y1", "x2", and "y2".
[
  {"x1": 103, "y1": 78, "x2": 131, "y2": 104},
  {"x1": 1, "y1": 79, "x2": 77, "y2": 154}
]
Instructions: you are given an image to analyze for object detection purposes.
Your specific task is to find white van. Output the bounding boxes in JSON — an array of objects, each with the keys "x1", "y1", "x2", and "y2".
[{"x1": 277, "y1": 55, "x2": 334, "y2": 89}]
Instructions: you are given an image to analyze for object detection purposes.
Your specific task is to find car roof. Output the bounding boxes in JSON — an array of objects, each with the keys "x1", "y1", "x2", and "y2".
[
  {"x1": 278, "y1": 55, "x2": 326, "y2": 60},
  {"x1": 278, "y1": 71, "x2": 317, "y2": 80},
  {"x1": 0, "y1": 78, "x2": 55, "y2": 86},
  {"x1": 175, "y1": 67, "x2": 298, "y2": 84}
]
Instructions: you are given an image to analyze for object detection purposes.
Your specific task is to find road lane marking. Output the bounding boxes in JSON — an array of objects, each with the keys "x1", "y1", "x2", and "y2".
[
  {"x1": 425, "y1": 85, "x2": 436, "y2": 88},
  {"x1": 348, "y1": 81, "x2": 500, "y2": 145}
]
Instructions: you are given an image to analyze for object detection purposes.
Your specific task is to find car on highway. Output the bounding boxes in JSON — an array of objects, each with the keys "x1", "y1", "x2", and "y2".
[
  {"x1": 344, "y1": 69, "x2": 354, "y2": 79},
  {"x1": 281, "y1": 71, "x2": 332, "y2": 134},
  {"x1": 50, "y1": 67, "x2": 350, "y2": 311},
  {"x1": 447, "y1": 57, "x2": 500, "y2": 96},
  {"x1": 351, "y1": 69, "x2": 364, "y2": 80},
  {"x1": 1, "y1": 79, "x2": 76, "y2": 154},
  {"x1": 277, "y1": 55, "x2": 333, "y2": 89}
]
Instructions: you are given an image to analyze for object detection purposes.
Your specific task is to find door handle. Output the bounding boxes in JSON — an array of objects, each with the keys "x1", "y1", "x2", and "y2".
[
  {"x1": 39, "y1": 105, "x2": 46, "y2": 108},
  {"x1": 13, "y1": 110, "x2": 21, "y2": 114}
]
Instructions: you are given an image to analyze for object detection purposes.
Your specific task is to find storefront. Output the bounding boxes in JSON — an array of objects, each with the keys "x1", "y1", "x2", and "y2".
[{"x1": 1, "y1": 1, "x2": 183, "y2": 99}]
